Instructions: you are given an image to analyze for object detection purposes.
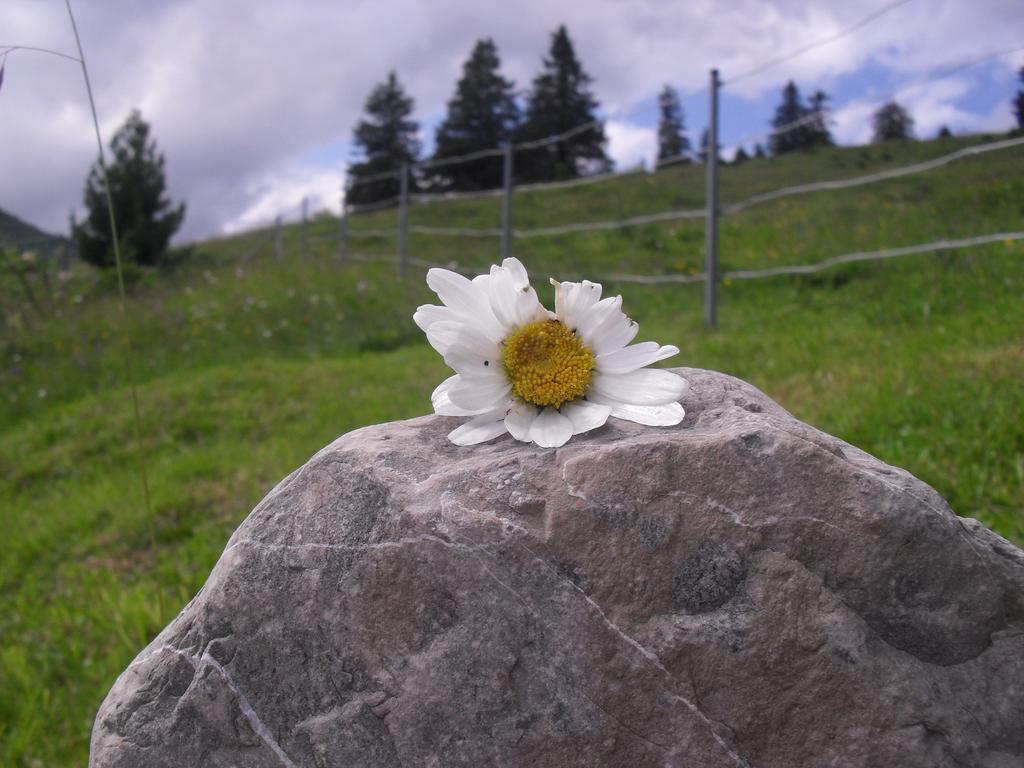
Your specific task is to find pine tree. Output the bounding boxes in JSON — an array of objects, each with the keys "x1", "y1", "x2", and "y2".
[
  {"x1": 656, "y1": 84, "x2": 690, "y2": 162},
  {"x1": 75, "y1": 110, "x2": 185, "y2": 269},
  {"x1": 733, "y1": 147, "x2": 750, "y2": 164},
  {"x1": 806, "y1": 90, "x2": 834, "y2": 148},
  {"x1": 872, "y1": 101, "x2": 914, "y2": 143},
  {"x1": 429, "y1": 39, "x2": 519, "y2": 191},
  {"x1": 770, "y1": 81, "x2": 811, "y2": 155},
  {"x1": 1013, "y1": 65, "x2": 1024, "y2": 133},
  {"x1": 347, "y1": 72, "x2": 421, "y2": 205},
  {"x1": 753, "y1": 143, "x2": 766, "y2": 159},
  {"x1": 516, "y1": 25, "x2": 610, "y2": 183}
]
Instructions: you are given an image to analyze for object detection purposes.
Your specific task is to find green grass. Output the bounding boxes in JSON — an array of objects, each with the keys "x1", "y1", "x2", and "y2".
[
  {"x1": 340, "y1": 133, "x2": 1024, "y2": 275},
  {"x1": 1, "y1": 134, "x2": 1022, "y2": 766}
]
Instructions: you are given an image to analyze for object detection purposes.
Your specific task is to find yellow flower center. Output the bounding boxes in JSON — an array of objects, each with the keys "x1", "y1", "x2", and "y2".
[{"x1": 502, "y1": 319, "x2": 594, "y2": 409}]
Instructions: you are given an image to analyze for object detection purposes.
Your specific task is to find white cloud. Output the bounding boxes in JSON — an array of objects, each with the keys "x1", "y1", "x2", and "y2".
[
  {"x1": 606, "y1": 121, "x2": 655, "y2": 170},
  {"x1": 831, "y1": 97, "x2": 877, "y2": 146},
  {"x1": 903, "y1": 78, "x2": 980, "y2": 139},
  {"x1": 832, "y1": 73, "x2": 1018, "y2": 145},
  {"x1": 221, "y1": 165, "x2": 342, "y2": 235}
]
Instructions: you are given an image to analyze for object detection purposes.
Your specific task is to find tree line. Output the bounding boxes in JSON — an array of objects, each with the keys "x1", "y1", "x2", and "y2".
[
  {"x1": 614, "y1": 75, "x2": 922, "y2": 164},
  {"x1": 346, "y1": 22, "x2": 977, "y2": 204},
  {"x1": 346, "y1": 26, "x2": 610, "y2": 205},
  {"x1": 71, "y1": 52, "x2": 1024, "y2": 266}
]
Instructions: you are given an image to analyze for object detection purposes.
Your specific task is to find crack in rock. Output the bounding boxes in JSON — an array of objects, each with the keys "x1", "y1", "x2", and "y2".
[
  {"x1": 157, "y1": 645, "x2": 298, "y2": 768},
  {"x1": 499, "y1": 534, "x2": 752, "y2": 768}
]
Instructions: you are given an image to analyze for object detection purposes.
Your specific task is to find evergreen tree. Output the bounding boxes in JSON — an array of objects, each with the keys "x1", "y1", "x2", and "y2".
[
  {"x1": 937, "y1": 125, "x2": 953, "y2": 139},
  {"x1": 429, "y1": 39, "x2": 519, "y2": 191},
  {"x1": 516, "y1": 25, "x2": 610, "y2": 182},
  {"x1": 75, "y1": 110, "x2": 184, "y2": 269},
  {"x1": 1014, "y1": 65, "x2": 1024, "y2": 133},
  {"x1": 770, "y1": 81, "x2": 805, "y2": 155},
  {"x1": 656, "y1": 84, "x2": 690, "y2": 162},
  {"x1": 872, "y1": 101, "x2": 914, "y2": 143},
  {"x1": 732, "y1": 147, "x2": 750, "y2": 164},
  {"x1": 347, "y1": 71, "x2": 420, "y2": 205},
  {"x1": 806, "y1": 90, "x2": 834, "y2": 148},
  {"x1": 770, "y1": 80, "x2": 826, "y2": 154},
  {"x1": 753, "y1": 143, "x2": 766, "y2": 159}
]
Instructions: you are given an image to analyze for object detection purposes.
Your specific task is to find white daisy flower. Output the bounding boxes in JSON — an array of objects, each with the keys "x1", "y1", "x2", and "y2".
[{"x1": 414, "y1": 257, "x2": 688, "y2": 448}]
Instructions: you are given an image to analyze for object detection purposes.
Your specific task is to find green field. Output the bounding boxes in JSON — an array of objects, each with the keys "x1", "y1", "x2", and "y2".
[{"x1": 2, "y1": 134, "x2": 1023, "y2": 766}]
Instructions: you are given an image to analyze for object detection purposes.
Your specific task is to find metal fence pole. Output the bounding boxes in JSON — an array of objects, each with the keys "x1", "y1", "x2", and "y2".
[
  {"x1": 501, "y1": 142, "x2": 514, "y2": 261},
  {"x1": 704, "y1": 68, "x2": 720, "y2": 329},
  {"x1": 338, "y1": 184, "x2": 348, "y2": 262},
  {"x1": 300, "y1": 196, "x2": 309, "y2": 260},
  {"x1": 398, "y1": 163, "x2": 409, "y2": 279}
]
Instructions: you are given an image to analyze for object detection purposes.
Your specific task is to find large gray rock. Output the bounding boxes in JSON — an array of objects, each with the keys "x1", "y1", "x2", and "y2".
[{"x1": 91, "y1": 368, "x2": 1024, "y2": 768}]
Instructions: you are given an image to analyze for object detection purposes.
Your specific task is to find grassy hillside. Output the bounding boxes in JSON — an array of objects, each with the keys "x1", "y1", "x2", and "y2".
[
  {"x1": 1, "y1": 134, "x2": 1022, "y2": 766},
  {"x1": 0, "y1": 206, "x2": 64, "y2": 252}
]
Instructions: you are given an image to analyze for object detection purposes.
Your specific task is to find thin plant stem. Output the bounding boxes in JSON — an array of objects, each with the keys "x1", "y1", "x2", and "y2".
[
  {"x1": 0, "y1": 44, "x2": 81, "y2": 63},
  {"x1": 64, "y1": 0, "x2": 164, "y2": 622}
]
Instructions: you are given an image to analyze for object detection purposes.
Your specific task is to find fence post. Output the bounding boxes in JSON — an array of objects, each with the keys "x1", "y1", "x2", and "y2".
[
  {"x1": 501, "y1": 142, "x2": 514, "y2": 261},
  {"x1": 397, "y1": 162, "x2": 409, "y2": 279},
  {"x1": 338, "y1": 184, "x2": 348, "y2": 262},
  {"x1": 704, "y1": 68, "x2": 720, "y2": 330},
  {"x1": 300, "y1": 196, "x2": 309, "y2": 260},
  {"x1": 274, "y1": 215, "x2": 284, "y2": 261}
]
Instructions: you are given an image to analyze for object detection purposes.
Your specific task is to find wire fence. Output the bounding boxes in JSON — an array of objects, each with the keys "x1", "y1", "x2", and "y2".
[
  {"x1": 5, "y1": 10, "x2": 1020, "y2": 432},
  {"x1": 202, "y1": 124, "x2": 1023, "y2": 334},
  {"x1": 147, "y1": 23, "x2": 1024, "y2": 329},
  {"x1": 316, "y1": 30, "x2": 1024, "y2": 330},
  {"x1": 343, "y1": 134, "x2": 1024, "y2": 240},
  {"x1": 329, "y1": 132, "x2": 1023, "y2": 258},
  {"x1": 310, "y1": 231, "x2": 1024, "y2": 285}
]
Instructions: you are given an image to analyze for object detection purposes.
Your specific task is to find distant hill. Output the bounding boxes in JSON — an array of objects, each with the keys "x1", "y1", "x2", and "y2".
[{"x1": 0, "y1": 207, "x2": 66, "y2": 254}]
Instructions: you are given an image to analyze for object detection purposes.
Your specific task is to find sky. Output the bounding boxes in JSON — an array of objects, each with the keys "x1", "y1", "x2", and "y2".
[{"x1": 1, "y1": 0, "x2": 1022, "y2": 243}]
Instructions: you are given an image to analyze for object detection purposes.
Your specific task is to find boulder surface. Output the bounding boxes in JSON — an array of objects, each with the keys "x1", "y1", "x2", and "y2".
[{"x1": 91, "y1": 368, "x2": 1024, "y2": 768}]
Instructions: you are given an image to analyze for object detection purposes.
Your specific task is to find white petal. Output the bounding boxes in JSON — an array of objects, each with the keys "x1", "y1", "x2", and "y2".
[
  {"x1": 424, "y1": 320, "x2": 463, "y2": 356},
  {"x1": 551, "y1": 278, "x2": 603, "y2": 332},
  {"x1": 576, "y1": 296, "x2": 622, "y2": 341},
  {"x1": 486, "y1": 266, "x2": 517, "y2": 327},
  {"x1": 413, "y1": 304, "x2": 454, "y2": 334},
  {"x1": 594, "y1": 398, "x2": 686, "y2": 426},
  {"x1": 427, "y1": 268, "x2": 487, "y2": 315},
  {"x1": 590, "y1": 369, "x2": 688, "y2": 406},
  {"x1": 504, "y1": 401, "x2": 539, "y2": 442},
  {"x1": 596, "y1": 343, "x2": 680, "y2": 375},
  {"x1": 431, "y1": 375, "x2": 490, "y2": 416},
  {"x1": 585, "y1": 308, "x2": 639, "y2": 355},
  {"x1": 443, "y1": 328, "x2": 502, "y2": 376},
  {"x1": 448, "y1": 409, "x2": 509, "y2": 446},
  {"x1": 562, "y1": 400, "x2": 612, "y2": 435},
  {"x1": 454, "y1": 325, "x2": 501, "y2": 358},
  {"x1": 488, "y1": 262, "x2": 542, "y2": 330},
  {"x1": 500, "y1": 257, "x2": 530, "y2": 285},
  {"x1": 530, "y1": 407, "x2": 574, "y2": 448},
  {"x1": 426, "y1": 268, "x2": 504, "y2": 341},
  {"x1": 448, "y1": 374, "x2": 512, "y2": 411}
]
